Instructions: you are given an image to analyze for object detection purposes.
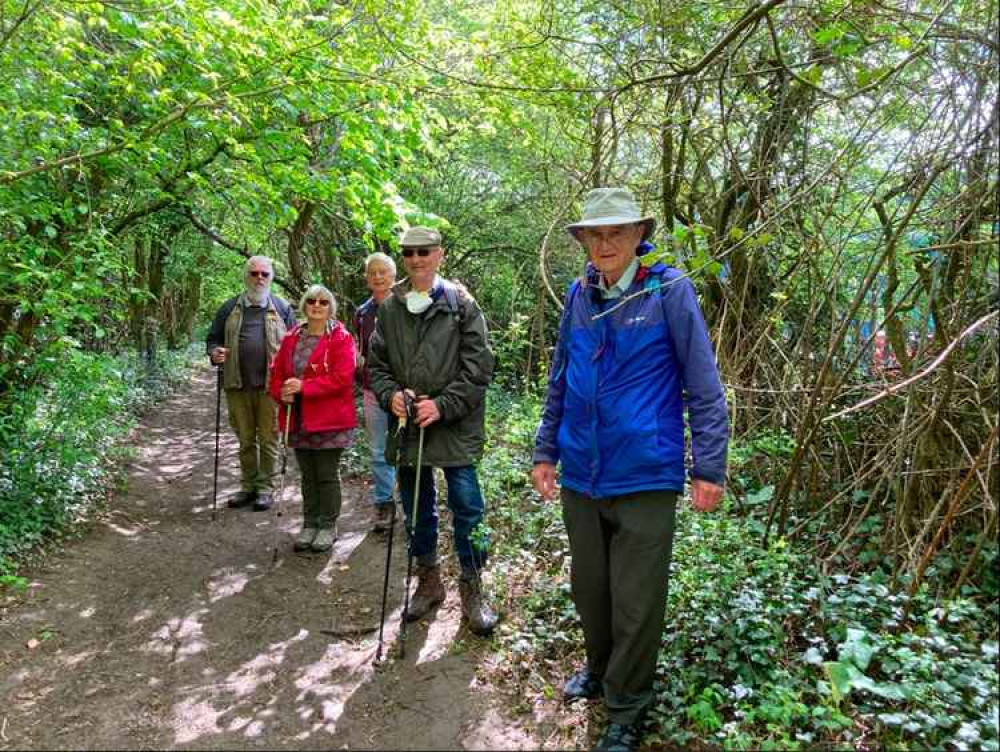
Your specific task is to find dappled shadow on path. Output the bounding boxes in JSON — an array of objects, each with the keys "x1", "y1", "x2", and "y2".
[{"x1": 0, "y1": 369, "x2": 538, "y2": 750}]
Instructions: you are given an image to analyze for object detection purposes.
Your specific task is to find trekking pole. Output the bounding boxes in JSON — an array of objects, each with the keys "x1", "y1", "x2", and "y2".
[
  {"x1": 374, "y1": 479, "x2": 400, "y2": 666},
  {"x1": 211, "y1": 365, "x2": 223, "y2": 522},
  {"x1": 271, "y1": 402, "x2": 293, "y2": 565},
  {"x1": 375, "y1": 402, "x2": 410, "y2": 665},
  {"x1": 398, "y1": 420, "x2": 425, "y2": 661}
]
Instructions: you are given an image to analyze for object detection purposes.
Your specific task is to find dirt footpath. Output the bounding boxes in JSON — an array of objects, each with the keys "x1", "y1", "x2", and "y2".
[{"x1": 0, "y1": 369, "x2": 541, "y2": 750}]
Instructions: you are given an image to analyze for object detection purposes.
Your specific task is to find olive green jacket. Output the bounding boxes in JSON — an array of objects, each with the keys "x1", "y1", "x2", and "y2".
[
  {"x1": 205, "y1": 293, "x2": 295, "y2": 391},
  {"x1": 368, "y1": 279, "x2": 494, "y2": 467}
]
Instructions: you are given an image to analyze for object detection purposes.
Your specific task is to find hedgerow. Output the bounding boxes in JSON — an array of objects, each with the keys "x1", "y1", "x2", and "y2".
[{"x1": 0, "y1": 346, "x2": 195, "y2": 580}]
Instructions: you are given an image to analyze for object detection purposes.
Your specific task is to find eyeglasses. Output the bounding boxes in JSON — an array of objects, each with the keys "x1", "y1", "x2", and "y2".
[
  {"x1": 249, "y1": 270, "x2": 271, "y2": 279},
  {"x1": 401, "y1": 248, "x2": 435, "y2": 258},
  {"x1": 305, "y1": 298, "x2": 330, "y2": 307}
]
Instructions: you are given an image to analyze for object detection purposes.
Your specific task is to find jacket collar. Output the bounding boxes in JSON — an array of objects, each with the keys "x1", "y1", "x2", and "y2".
[{"x1": 390, "y1": 277, "x2": 448, "y2": 309}]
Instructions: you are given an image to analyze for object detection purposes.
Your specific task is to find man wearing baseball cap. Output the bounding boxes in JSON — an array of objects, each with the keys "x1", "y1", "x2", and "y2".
[
  {"x1": 533, "y1": 188, "x2": 729, "y2": 751},
  {"x1": 368, "y1": 226, "x2": 498, "y2": 636}
]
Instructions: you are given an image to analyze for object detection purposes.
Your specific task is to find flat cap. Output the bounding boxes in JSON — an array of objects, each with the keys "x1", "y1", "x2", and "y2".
[{"x1": 400, "y1": 226, "x2": 442, "y2": 247}]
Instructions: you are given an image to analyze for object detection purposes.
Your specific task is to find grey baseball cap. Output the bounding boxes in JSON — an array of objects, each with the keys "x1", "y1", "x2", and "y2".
[{"x1": 400, "y1": 226, "x2": 442, "y2": 247}]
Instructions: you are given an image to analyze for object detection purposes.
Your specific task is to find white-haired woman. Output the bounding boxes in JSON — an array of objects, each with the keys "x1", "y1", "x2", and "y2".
[
  {"x1": 352, "y1": 252, "x2": 398, "y2": 532},
  {"x1": 269, "y1": 284, "x2": 357, "y2": 552}
]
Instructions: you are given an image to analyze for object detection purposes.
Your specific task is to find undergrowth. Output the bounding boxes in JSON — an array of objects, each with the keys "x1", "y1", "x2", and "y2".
[
  {"x1": 0, "y1": 346, "x2": 196, "y2": 582},
  {"x1": 480, "y1": 388, "x2": 1000, "y2": 750}
]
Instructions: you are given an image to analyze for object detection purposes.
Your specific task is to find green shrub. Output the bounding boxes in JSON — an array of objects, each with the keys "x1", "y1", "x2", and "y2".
[
  {"x1": 481, "y1": 390, "x2": 999, "y2": 750},
  {"x1": 0, "y1": 346, "x2": 195, "y2": 576}
]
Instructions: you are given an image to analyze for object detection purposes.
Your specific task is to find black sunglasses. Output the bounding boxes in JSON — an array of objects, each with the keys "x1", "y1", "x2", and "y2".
[
  {"x1": 249, "y1": 270, "x2": 271, "y2": 278},
  {"x1": 305, "y1": 298, "x2": 330, "y2": 307},
  {"x1": 401, "y1": 247, "x2": 434, "y2": 258}
]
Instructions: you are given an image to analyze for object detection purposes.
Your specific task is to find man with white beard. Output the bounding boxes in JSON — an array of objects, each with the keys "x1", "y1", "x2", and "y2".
[{"x1": 207, "y1": 256, "x2": 297, "y2": 511}]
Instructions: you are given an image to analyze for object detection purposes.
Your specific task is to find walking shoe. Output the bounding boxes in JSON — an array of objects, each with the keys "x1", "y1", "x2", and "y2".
[
  {"x1": 594, "y1": 722, "x2": 642, "y2": 752},
  {"x1": 227, "y1": 490, "x2": 256, "y2": 508},
  {"x1": 458, "y1": 574, "x2": 498, "y2": 636},
  {"x1": 404, "y1": 564, "x2": 446, "y2": 621},
  {"x1": 294, "y1": 527, "x2": 318, "y2": 552},
  {"x1": 563, "y1": 669, "x2": 603, "y2": 702},
  {"x1": 311, "y1": 527, "x2": 337, "y2": 552},
  {"x1": 252, "y1": 492, "x2": 274, "y2": 511},
  {"x1": 373, "y1": 504, "x2": 394, "y2": 533}
]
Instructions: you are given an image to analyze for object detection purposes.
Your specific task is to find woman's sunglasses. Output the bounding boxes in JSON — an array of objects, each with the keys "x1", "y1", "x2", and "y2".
[
  {"x1": 401, "y1": 247, "x2": 434, "y2": 258},
  {"x1": 305, "y1": 298, "x2": 330, "y2": 307}
]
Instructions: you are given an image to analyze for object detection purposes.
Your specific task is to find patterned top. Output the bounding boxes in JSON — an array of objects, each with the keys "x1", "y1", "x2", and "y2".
[{"x1": 287, "y1": 332, "x2": 355, "y2": 450}]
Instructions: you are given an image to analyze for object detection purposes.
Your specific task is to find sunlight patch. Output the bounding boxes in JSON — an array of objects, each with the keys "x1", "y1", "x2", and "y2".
[
  {"x1": 144, "y1": 609, "x2": 209, "y2": 661},
  {"x1": 173, "y1": 697, "x2": 221, "y2": 745},
  {"x1": 206, "y1": 567, "x2": 252, "y2": 603},
  {"x1": 60, "y1": 650, "x2": 95, "y2": 668},
  {"x1": 104, "y1": 521, "x2": 140, "y2": 537},
  {"x1": 291, "y1": 641, "x2": 374, "y2": 733},
  {"x1": 417, "y1": 602, "x2": 461, "y2": 665},
  {"x1": 315, "y1": 531, "x2": 367, "y2": 585},
  {"x1": 170, "y1": 629, "x2": 309, "y2": 744}
]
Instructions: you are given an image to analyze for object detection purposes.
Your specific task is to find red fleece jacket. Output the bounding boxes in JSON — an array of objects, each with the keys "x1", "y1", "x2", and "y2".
[{"x1": 269, "y1": 322, "x2": 358, "y2": 434}]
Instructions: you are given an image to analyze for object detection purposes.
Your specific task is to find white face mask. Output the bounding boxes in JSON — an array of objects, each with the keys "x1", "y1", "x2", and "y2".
[{"x1": 405, "y1": 290, "x2": 433, "y2": 314}]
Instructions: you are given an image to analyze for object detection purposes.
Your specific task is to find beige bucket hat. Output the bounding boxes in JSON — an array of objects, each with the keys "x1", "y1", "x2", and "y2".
[{"x1": 566, "y1": 188, "x2": 656, "y2": 241}]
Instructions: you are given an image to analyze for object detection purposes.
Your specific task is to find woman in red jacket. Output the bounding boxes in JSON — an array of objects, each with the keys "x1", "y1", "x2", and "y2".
[{"x1": 269, "y1": 284, "x2": 357, "y2": 553}]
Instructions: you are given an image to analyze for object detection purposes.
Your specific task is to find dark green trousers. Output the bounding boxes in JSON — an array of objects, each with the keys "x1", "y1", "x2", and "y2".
[
  {"x1": 295, "y1": 448, "x2": 343, "y2": 530},
  {"x1": 561, "y1": 487, "x2": 678, "y2": 725}
]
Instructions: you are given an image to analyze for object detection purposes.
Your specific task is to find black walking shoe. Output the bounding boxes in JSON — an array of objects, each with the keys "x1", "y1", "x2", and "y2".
[
  {"x1": 227, "y1": 490, "x2": 256, "y2": 508},
  {"x1": 594, "y1": 722, "x2": 642, "y2": 752},
  {"x1": 563, "y1": 669, "x2": 603, "y2": 701},
  {"x1": 252, "y1": 492, "x2": 274, "y2": 511}
]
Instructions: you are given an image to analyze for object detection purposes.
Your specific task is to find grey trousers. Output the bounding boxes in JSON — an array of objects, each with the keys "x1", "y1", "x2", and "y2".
[{"x1": 561, "y1": 487, "x2": 678, "y2": 725}]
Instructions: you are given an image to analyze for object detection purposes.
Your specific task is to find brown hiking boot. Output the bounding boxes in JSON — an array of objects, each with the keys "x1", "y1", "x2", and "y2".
[
  {"x1": 458, "y1": 574, "x2": 498, "y2": 636},
  {"x1": 405, "y1": 564, "x2": 445, "y2": 622}
]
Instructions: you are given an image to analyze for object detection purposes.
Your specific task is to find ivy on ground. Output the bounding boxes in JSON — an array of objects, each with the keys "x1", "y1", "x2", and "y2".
[{"x1": 480, "y1": 390, "x2": 1000, "y2": 750}]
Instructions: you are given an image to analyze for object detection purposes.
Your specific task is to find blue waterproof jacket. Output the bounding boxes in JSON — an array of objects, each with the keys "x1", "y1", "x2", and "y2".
[{"x1": 533, "y1": 253, "x2": 728, "y2": 497}]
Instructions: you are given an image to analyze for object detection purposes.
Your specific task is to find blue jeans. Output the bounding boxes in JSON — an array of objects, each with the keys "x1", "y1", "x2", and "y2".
[
  {"x1": 397, "y1": 464, "x2": 488, "y2": 574},
  {"x1": 363, "y1": 389, "x2": 395, "y2": 506}
]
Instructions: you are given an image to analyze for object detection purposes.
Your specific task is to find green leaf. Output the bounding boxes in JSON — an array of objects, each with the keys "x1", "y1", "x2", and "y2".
[
  {"x1": 823, "y1": 660, "x2": 858, "y2": 705},
  {"x1": 838, "y1": 627, "x2": 875, "y2": 670},
  {"x1": 813, "y1": 24, "x2": 845, "y2": 45}
]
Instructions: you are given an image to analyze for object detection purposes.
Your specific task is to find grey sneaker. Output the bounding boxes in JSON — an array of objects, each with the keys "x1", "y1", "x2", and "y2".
[
  {"x1": 294, "y1": 527, "x2": 318, "y2": 552},
  {"x1": 311, "y1": 527, "x2": 337, "y2": 552}
]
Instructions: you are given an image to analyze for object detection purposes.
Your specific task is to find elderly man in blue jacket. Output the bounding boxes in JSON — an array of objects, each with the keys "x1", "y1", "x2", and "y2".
[{"x1": 533, "y1": 188, "x2": 729, "y2": 752}]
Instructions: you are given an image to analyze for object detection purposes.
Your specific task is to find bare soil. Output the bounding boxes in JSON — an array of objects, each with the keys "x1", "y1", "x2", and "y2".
[{"x1": 0, "y1": 369, "x2": 554, "y2": 750}]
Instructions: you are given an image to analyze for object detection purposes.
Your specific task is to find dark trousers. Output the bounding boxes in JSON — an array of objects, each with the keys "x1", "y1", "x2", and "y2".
[
  {"x1": 561, "y1": 487, "x2": 678, "y2": 725},
  {"x1": 398, "y1": 465, "x2": 488, "y2": 575},
  {"x1": 294, "y1": 448, "x2": 343, "y2": 530}
]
